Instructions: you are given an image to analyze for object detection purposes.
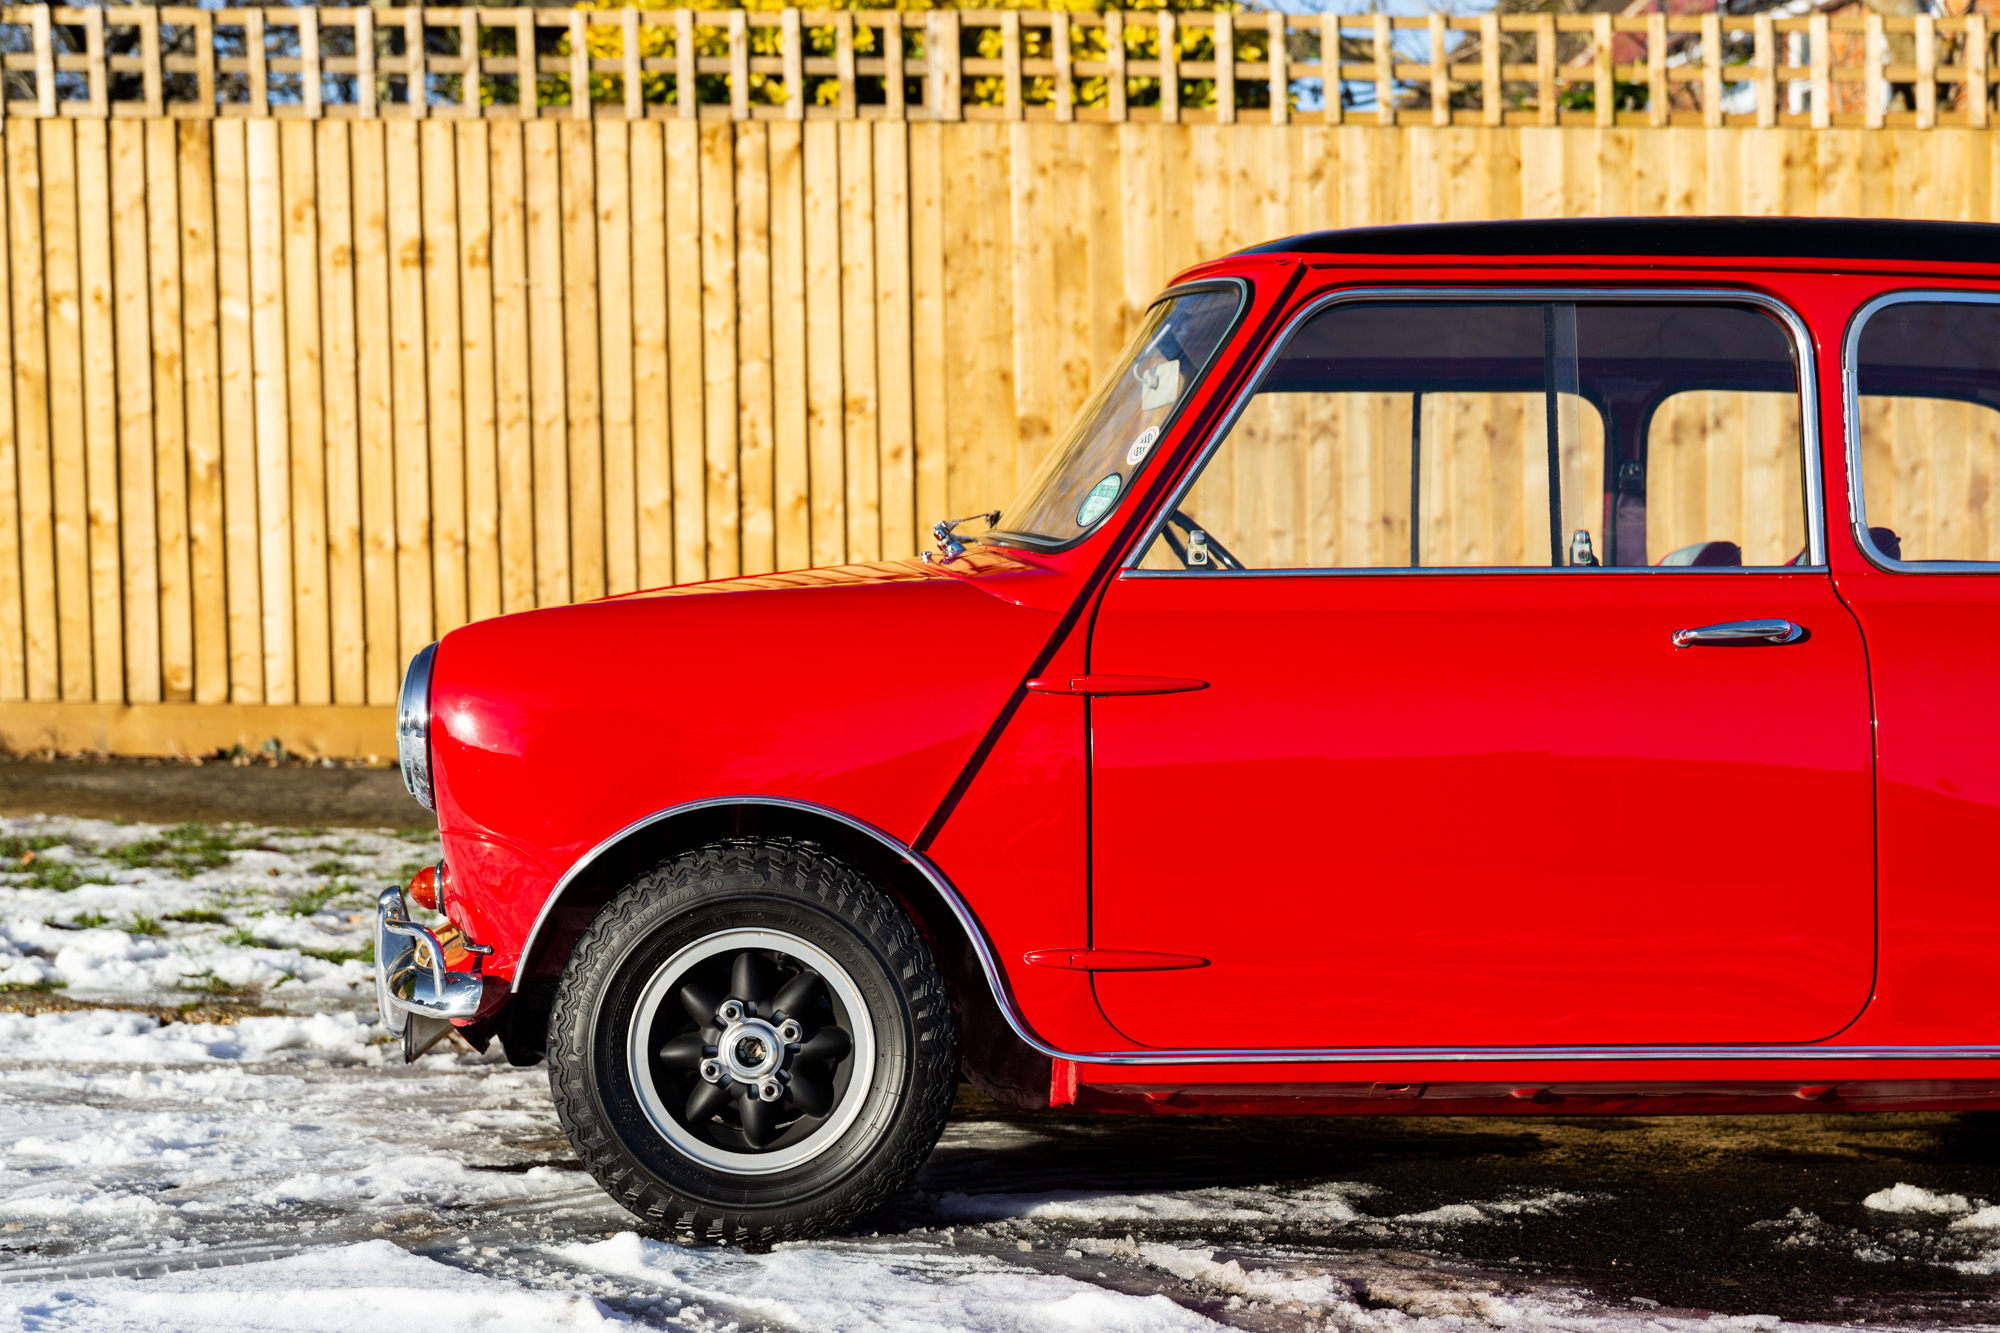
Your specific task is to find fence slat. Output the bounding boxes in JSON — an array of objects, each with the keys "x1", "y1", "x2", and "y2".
[
  {"x1": 177, "y1": 122, "x2": 228, "y2": 704},
  {"x1": 523, "y1": 120, "x2": 569, "y2": 604},
  {"x1": 1649, "y1": 14, "x2": 1668, "y2": 128},
  {"x1": 665, "y1": 121, "x2": 706, "y2": 582},
  {"x1": 598, "y1": 123, "x2": 637, "y2": 594},
  {"x1": 487, "y1": 122, "x2": 537, "y2": 616},
  {"x1": 1159, "y1": 12, "x2": 1179, "y2": 124},
  {"x1": 351, "y1": 120, "x2": 399, "y2": 705},
  {"x1": 457, "y1": 120, "x2": 501, "y2": 624},
  {"x1": 768, "y1": 120, "x2": 809, "y2": 572},
  {"x1": 1866, "y1": 15, "x2": 1885, "y2": 131},
  {"x1": 317, "y1": 120, "x2": 366, "y2": 706},
  {"x1": 1971, "y1": 15, "x2": 1990, "y2": 131},
  {"x1": 803, "y1": 120, "x2": 843, "y2": 566},
  {"x1": 874, "y1": 120, "x2": 914, "y2": 560},
  {"x1": 423, "y1": 120, "x2": 467, "y2": 633},
  {"x1": 837, "y1": 120, "x2": 876, "y2": 562},
  {"x1": 112, "y1": 120, "x2": 159, "y2": 704},
  {"x1": 146, "y1": 120, "x2": 191, "y2": 702},
  {"x1": 281, "y1": 120, "x2": 327, "y2": 705},
  {"x1": 560, "y1": 120, "x2": 603, "y2": 600},
  {"x1": 78, "y1": 122, "x2": 122, "y2": 703},
  {"x1": 248, "y1": 120, "x2": 294, "y2": 704},
  {"x1": 736, "y1": 122, "x2": 776, "y2": 576},
  {"x1": 8, "y1": 124, "x2": 55, "y2": 701},
  {"x1": 701, "y1": 124, "x2": 740, "y2": 576},
  {"x1": 1755, "y1": 15, "x2": 1777, "y2": 130},
  {"x1": 45, "y1": 123, "x2": 96, "y2": 701},
  {"x1": 1273, "y1": 12, "x2": 1290, "y2": 127},
  {"x1": 213, "y1": 120, "x2": 263, "y2": 702},
  {"x1": 630, "y1": 120, "x2": 673, "y2": 590},
  {"x1": 0, "y1": 134, "x2": 17, "y2": 703},
  {"x1": 1214, "y1": 12, "x2": 1234, "y2": 126},
  {"x1": 1480, "y1": 13, "x2": 1499, "y2": 127}
]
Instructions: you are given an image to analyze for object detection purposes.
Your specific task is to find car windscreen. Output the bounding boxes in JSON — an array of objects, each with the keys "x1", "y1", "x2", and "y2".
[{"x1": 983, "y1": 286, "x2": 1243, "y2": 549}]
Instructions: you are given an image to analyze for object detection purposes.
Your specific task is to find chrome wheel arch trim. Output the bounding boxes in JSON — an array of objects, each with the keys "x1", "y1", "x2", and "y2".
[{"x1": 513, "y1": 795, "x2": 2000, "y2": 1066}]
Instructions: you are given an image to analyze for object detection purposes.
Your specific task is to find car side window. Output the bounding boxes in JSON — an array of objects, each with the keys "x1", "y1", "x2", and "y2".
[
  {"x1": 1138, "y1": 301, "x2": 1810, "y2": 572},
  {"x1": 1853, "y1": 299, "x2": 2000, "y2": 567}
]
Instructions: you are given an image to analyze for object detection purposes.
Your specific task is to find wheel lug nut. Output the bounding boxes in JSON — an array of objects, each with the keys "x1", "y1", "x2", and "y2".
[
  {"x1": 699, "y1": 1058, "x2": 724, "y2": 1084},
  {"x1": 756, "y1": 1077, "x2": 783, "y2": 1102},
  {"x1": 776, "y1": 1019, "x2": 803, "y2": 1044},
  {"x1": 717, "y1": 999, "x2": 746, "y2": 1023}
]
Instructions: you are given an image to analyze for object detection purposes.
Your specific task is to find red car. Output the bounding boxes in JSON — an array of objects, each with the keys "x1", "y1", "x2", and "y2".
[{"x1": 377, "y1": 217, "x2": 2000, "y2": 1240}]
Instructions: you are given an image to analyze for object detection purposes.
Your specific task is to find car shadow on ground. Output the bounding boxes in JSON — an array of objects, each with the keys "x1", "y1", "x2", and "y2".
[{"x1": 899, "y1": 1089, "x2": 2000, "y2": 1324}]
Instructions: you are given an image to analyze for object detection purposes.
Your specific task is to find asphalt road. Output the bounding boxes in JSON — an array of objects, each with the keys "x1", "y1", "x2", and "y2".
[{"x1": 908, "y1": 1094, "x2": 2000, "y2": 1326}]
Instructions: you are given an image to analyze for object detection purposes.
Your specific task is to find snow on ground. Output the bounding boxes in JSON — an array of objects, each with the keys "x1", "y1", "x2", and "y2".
[
  {"x1": 9, "y1": 818, "x2": 2000, "y2": 1330},
  {"x1": 0, "y1": 814, "x2": 439, "y2": 1006}
]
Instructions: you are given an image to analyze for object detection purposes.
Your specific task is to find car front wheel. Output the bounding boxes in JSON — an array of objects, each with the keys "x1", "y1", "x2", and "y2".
[{"x1": 548, "y1": 838, "x2": 956, "y2": 1242}]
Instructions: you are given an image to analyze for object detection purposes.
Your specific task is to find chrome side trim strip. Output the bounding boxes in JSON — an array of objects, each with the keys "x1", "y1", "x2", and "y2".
[
  {"x1": 509, "y1": 797, "x2": 2000, "y2": 1069},
  {"x1": 1842, "y1": 289, "x2": 2000, "y2": 575},
  {"x1": 1125, "y1": 285, "x2": 1828, "y2": 574}
]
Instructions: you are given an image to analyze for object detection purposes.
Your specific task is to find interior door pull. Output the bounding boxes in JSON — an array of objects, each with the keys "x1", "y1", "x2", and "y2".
[{"x1": 1671, "y1": 618, "x2": 1806, "y2": 648}]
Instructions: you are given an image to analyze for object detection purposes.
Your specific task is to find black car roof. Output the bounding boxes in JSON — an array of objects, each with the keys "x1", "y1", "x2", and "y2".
[{"x1": 1237, "y1": 216, "x2": 2000, "y2": 264}]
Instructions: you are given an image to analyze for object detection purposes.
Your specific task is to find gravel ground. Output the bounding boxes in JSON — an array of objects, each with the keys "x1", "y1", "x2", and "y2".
[{"x1": 5, "y1": 814, "x2": 2000, "y2": 1332}]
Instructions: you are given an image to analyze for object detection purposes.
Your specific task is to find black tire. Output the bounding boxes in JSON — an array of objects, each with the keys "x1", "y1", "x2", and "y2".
[{"x1": 547, "y1": 838, "x2": 957, "y2": 1243}]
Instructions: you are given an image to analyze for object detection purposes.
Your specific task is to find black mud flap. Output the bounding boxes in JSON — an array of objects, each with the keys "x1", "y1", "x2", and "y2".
[{"x1": 403, "y1": 1013, "x2": 456, "y2": 1063}]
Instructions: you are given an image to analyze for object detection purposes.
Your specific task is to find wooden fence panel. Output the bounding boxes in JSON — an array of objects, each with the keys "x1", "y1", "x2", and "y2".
[{"x1": 3, "y1": 105, "x2": 2000, "y2": 752}]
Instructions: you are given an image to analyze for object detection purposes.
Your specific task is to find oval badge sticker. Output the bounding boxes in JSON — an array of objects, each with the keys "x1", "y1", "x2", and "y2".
[{"x1": 1126, "y1": 427, "x2": 1160, "y2": 467}]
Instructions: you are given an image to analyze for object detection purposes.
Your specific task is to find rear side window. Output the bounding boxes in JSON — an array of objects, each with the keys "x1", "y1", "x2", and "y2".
[
  {"x1": 1852, "y1": 299, "x2": 2000, "y2": 568},
  {"x1": 1136, "y1": 300, "x2": 1810, "y2": 573}
]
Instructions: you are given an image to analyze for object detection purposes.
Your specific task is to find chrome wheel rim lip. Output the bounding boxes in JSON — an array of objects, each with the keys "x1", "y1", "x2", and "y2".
[{"x1": 627, "y1": 927, "x2": 876, "y2": 1175}]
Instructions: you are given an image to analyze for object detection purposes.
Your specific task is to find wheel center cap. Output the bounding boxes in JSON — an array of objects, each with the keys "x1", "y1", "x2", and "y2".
[{"x1": 719, "y1": 1018, "x2": 784, "y2": 1080}]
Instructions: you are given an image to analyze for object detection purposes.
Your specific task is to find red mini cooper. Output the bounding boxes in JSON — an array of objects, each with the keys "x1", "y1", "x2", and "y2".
[{"x1": 378, "y1": 217, "x2": 2000, "y2": 1240}]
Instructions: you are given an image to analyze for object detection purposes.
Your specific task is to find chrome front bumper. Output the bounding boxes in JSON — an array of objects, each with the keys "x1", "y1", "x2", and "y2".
[{"x1": 374, "y1": 886, "x2": 485, "y2": 1035}]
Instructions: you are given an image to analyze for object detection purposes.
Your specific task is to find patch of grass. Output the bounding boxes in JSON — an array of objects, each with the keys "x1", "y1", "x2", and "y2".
[
  {"x1": 123, "y1": 913, "x2": 166, "y2": 937},
  {"x1": 394, "y1": 827, "x2": 438, "y2": 844},
  {"x1": 100, "y1": 823, "x2": 250, "y2": 879},
  {"x1": 295, "y1": 942, "x2": 372, "y2": 966},
  {"x1": 162, "y1": 908, "x2": 228, "y2": 925},
  {"x1": 23, "y1": 861, "x2": 114, "y2": 894},
  {"x1": 0, "y1": 833, "x2": 69, "y2": 862},
  {"x1": 306, "y1": 859, "x2": 349, "y2": 878},
  {"x1": 220, "y1": 926, "x2": 263, "y2": 949},
  {"x1": 61, "y1": 910, "x2": 111, "y2": 929},
  {"x1": 0, "y1": 978, "x2": 65, "y2": 994},
  {"x1": 175, "y1": 971, "x2": 242, "y2": 994},
  {"x1": 288, "y1": 881, "x2": 356, "y2": 918}
]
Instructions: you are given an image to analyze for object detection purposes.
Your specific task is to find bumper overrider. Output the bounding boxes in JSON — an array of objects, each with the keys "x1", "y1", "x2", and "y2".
[{"x1": 374, "y1": 883, "x2": 490, "y2": 1059}]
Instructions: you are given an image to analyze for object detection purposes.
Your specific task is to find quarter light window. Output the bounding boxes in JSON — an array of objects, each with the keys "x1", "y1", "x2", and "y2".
[
  {"x1": 985, "y1": 286, "x2": 1242, "y2": 549},
  {"x1": 1138, "y1": 301, "x2": 1808, "y2": 572},
  {"x1": 1853, "y1": 300, "x2": 2000, "y2": 567}
]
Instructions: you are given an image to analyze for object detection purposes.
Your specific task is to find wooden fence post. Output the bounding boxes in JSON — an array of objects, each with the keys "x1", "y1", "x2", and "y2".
[
  {"x1": 1702, "y1": 12, "x2": 1722, "y2": 128},
  {"x1": 929, "y1": 9, "x2": 960, "y2": 121},
  {"x1": 623, "y1": 8, "x2": 640, "y2": 119},
  {"x1": 1594, "y1": 14, "x2": 1613, "y2": 128},
  {"x1": 1916, "y1": 14, "x2": 1936, "y2": 129},
  {"x1": 1374, "y1": 11, "x2": 1394, "y2": 126},
  {"x1": 357, "y1": 7, "x2": 377, "y2": 119},
  {"x1": 677, "y1": 8, "x2": 695, "y2": 119},
  {"x1": 1108, "y1": 10, "x2": 1127, "y2": 121},
  {"x1": 300, "y1": 9, "x2": 322, "y2": 120},
  {"x1": 1810, "y1": 13, "x2": 1830, "y2": 128},
  {"x1": 884, "y1": 11, "x2": 904, "y2": 118},
  {"x1": 1865, "y1": 13, "x2": 1885, "y2": 129},
  {"x1": 1214, "y1": 12, "x2": 1234, "y2": 123},
  {"x1": 1271, "y1": 11, "x2": 1290, "y2": 126},
  {"x1": 783, "y1": 8, "x2": 804, "y2": 120},
  {"x1": 85, "y1": 6, "x2": 108, "y2": 117},
  {"x1": 140, "y1": 8, "x2": 163, "y2": 118},
  {"x1": 1159, "y1": 11, "x2": 1178, "y2": 123},
  {"x1": 569, "y1": 10, "x2": 588, "y2": 120},
  {"x1": 1970, "y1": 14, "x2": 1989, "y2": 128},
  {"x1": 408, "y1": 8, "x2": 428, "y2": 120},
  {"x1": 1648, "y1": 12, "x2": 1668, "y2": 126},
  {"x1": 1755, "y1": 14, "x2": 1777, "y2": 128},
  {"x1": 1431, "y1": 14, "x2": 1450, "y2": 128},
  {"x1": 1535, "y1": 12, "x2": 1555, "y2": 126},
  {"x1": 729, "y1": 9, "x2": 748, "y2": 120},
  {"x1": 1480, "y1": 12, "x2": 1499, "y2": 126}
]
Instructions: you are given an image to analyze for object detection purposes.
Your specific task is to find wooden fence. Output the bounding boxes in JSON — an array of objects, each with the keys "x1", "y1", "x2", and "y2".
[{"x1": 3, "y1": 10, "x2": 2000, "y2": 758}]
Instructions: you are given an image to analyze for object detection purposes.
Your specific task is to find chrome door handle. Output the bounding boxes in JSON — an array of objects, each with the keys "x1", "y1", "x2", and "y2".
[{"x1": 1671, "y1": 618, "x2": 1805, "y2": 648}]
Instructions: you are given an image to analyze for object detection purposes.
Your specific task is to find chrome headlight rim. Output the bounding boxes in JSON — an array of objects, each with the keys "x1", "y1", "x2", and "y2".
[{"x1": 397, "y1": 642, "x2": 438, "y2": 812}]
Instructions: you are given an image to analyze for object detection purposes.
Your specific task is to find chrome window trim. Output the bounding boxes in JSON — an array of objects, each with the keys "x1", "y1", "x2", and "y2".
[
  {"x1": 979, "y1": 276, "x2": 1252, "y2": 555},
  {"x1": 1842, "y1": 289, "x2": 2000, "y2": 574},
  {"x1": 1124, "y1": 285, "x2": 1829, "y2": 576},
  {"x1": 513, "y1": 796, "x2": 2000, "y2": 1065}
]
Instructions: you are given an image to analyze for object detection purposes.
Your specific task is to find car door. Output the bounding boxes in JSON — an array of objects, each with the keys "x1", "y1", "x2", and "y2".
[{"x1": 1086, "y1": 293, "x2": 1877, "y2": 1050}]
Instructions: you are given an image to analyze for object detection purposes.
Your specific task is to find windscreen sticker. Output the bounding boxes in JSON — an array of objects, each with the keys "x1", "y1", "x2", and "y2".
[
  {"x1": 1076, "y1": 473, "x2": 1123, "y2": 527},
  {"x1": 1125, "y1": 427, "x2": 1160, "y2": 467}
]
